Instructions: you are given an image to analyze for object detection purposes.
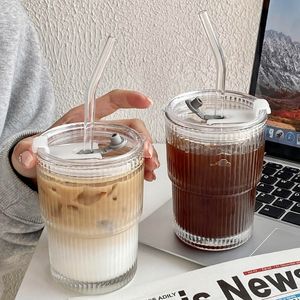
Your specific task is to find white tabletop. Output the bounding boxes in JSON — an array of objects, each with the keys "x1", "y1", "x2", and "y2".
[{"x1": 16, "y1": 144, "x2": 200, "y2": 300}]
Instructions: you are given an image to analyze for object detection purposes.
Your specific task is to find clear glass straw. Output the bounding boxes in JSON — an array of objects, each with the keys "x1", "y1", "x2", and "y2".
[
  {"x1": 199, "y1": 10, "x2": 226, "y2": 117},
  {"x1": 83, "y1": 36, "x2": 116, "y2": 153}
]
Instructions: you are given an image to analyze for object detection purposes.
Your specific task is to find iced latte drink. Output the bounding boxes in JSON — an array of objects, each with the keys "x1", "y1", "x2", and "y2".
[{"x1": 35, "y1": 123, "x2": 144, "y2": 294}]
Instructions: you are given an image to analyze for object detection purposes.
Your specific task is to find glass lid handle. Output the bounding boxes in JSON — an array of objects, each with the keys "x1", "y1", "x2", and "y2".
[{"x1": 186, "y1": 97, "x2": 224, "y2": 120}]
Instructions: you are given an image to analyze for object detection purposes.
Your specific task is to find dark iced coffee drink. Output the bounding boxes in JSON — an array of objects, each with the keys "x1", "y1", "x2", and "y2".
[
  {"x1": 165, "y1": 91, "x2": 269, "y2": 250},
  {"x1": 167, "y1": 141, "x2": 264, "y2": 246}
]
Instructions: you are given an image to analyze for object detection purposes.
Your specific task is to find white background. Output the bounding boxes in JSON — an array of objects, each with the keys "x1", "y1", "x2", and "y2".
[{"x1": 23, "y1": 0, "x2": 263, "y2": 142}]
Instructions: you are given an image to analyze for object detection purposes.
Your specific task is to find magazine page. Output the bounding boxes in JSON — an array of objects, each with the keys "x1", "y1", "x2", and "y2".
[{"x1": 71, "y1": 248, "x2": 300, "y2": 300}]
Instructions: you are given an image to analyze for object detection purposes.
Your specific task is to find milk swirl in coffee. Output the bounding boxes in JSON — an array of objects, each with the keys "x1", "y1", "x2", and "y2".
[{"x1": 35, "y1": 123, "x2": 144, "y2": 294}]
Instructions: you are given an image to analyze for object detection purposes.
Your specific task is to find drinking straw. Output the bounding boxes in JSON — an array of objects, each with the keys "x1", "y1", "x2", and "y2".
[
  {"x1": 83, "y1": 36, "x2": 116, "y2": 153},
  {"x1": 199, "y1": 11, "x2": 226, "y2": 117}
]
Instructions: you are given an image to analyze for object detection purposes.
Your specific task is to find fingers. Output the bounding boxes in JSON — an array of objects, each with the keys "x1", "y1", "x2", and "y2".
[
  {"x1": 95, "y1": 89, "x2": 153, "y2": 119},
  {"x1": 11, "y1": 136, "x2": 38, "y2": 179},
  {"x1": 36, "y1": 89, "x2": 157, "y2": 182},
  {"x1": 144, "y1": 145, "x2": 160, "y2": 182},
  {"x1": 50, "y1": 89, "x2": 152, "y2": 128}
]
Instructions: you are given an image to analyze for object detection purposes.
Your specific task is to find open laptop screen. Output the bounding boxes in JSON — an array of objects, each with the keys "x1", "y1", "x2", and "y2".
[{"x1": 250, "y1": 0, "x2": 300, "y2": 162}]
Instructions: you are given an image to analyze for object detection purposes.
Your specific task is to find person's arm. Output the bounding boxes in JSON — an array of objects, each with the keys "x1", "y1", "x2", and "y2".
[
  {"x1": 0, "y1": 0, "x2": 55, "y2": 227},
  {"x1": 0, "y1": 1, "x2": 56, "y2": 298}
]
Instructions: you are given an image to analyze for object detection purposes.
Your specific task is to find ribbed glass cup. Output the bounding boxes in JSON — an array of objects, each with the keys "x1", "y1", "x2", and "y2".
[
  {"x1": 36, "y1": 123, "x2": 144, "y2": 294},
  {"x1": 165, "y1": 90, "x2": 267, "y2": 251}
]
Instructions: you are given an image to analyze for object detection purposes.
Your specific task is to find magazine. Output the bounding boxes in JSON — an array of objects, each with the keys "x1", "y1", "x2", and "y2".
[{"x1": 71, "y1": 248, "x2": 300, "y2": 300}]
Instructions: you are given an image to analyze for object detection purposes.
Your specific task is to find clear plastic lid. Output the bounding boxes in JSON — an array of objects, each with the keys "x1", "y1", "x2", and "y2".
[
  {"x1": 34, "y1": 122, "x2": 144, "y2": 177},
  {"x1": 165, "y1": 90, "x2": 270, "y2": 143}
]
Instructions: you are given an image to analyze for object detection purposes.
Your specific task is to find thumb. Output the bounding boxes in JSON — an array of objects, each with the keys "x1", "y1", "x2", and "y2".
[{"x1": 11, "y1": 136, "x2": 38, "y2": 179}]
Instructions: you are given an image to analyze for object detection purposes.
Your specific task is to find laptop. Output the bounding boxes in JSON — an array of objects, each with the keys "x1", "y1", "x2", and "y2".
[{"x1": 139, "y1": 0, "x2": 300, "y2": 266}]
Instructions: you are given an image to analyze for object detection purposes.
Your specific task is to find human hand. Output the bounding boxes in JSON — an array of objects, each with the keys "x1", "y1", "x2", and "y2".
[{"x1": 11, "y1": 89, "x2": 159, "y2": 182}]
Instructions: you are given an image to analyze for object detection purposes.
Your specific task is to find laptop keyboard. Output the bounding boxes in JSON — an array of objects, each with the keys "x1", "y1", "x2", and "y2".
[{"x1": 255, "y1": 161, "x2": 300, "y2": 227}]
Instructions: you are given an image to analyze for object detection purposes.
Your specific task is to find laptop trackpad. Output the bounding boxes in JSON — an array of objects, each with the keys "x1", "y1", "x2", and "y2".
[
  {"x1": 139, "y1": 200, "x2": 300, "y2": 266},
  {"x1": 252, "y1": 228, "x2": 300, "y2": 256}
]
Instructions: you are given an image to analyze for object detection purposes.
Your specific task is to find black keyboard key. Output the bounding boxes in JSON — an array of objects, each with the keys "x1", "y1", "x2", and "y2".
[
  {"x1": 258, "y1": 205, "x2": 285, "y2": 219},
  {"x1": 266, "y1": 162, "x2": 283, "y2": 169},
  {"x1": 283, "y1": 166, "x2": 300, "y2": 174},
  {"x1": 293, "y1": 184, "x2": 300, "y2": 193},
  {"x1": 273, "y1": 198, "x2": 293, "y2": 209},
  {"x1": 272, "y1": 188, "x2": 292, "y2": 198},
  {"x1": 292, "y1": 175, "x2": 300, "y2": 183},
  {"x1": 276, "y1": 179, "x2": 294, "y2": 190},
  {"x1": 261, "y1": 175, "x2": 278, "y2": 185},
  {"x1": 291, "y1": 203, "x2": 300, "y2": 214},
  {"x1": 275, "y1": 170, "x2": 294, "y2": 180},
  {"x1": 255, "y1": 201, "x2": 263, "y2": 212},
  {"x1": 263, "y1": 167, "x2": 277, "y2": 176},
  {"x1": 257, "y1": 183, "x2": 274, "y2": 194},
  {"x1": 282, "y1": 212, "x2": 300, "y2": 226},
  {"x1": 290, "y1": 192, "x2": 300, "y2": 202},
  {"x1": 256, "y1": 193, "x2": 275, "y2": 204}
]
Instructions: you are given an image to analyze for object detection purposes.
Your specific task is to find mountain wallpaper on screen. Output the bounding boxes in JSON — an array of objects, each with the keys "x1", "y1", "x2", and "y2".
[{"x1": 256, "y1": 30, "x2": 300, "y2": 129}]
